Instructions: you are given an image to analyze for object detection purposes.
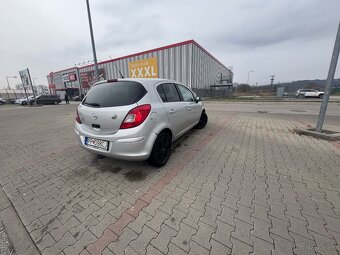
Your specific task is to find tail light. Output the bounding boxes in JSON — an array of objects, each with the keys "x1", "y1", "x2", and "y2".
[
  {"x1": 120, "y1": 104, "x2": 151, "y2": 129},
  {"x1": 76, "y1": 109, "x2": 82, "y2": 124}
]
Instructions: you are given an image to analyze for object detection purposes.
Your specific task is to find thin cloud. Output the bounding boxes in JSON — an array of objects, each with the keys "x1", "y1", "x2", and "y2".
[{"x1": 0, "y1": 0, "x2": 339, "y2": 88}]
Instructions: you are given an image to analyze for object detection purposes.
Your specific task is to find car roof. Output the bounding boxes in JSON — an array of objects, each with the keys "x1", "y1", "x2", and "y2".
[
  {"x1": 92, "y1": 78, "x2": 186, "y2": 92},
  {"x1": 93, "y1": 78, "x2": 180, "y2": 86}
]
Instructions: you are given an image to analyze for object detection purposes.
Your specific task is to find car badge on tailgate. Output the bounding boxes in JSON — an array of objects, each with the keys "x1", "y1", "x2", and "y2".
[
  {"x1": 112, "y1": 114, "x2": 117, "y2": 120},
  {"x1": 92, "y1": 113, "x2": 97, "y2": 120}
]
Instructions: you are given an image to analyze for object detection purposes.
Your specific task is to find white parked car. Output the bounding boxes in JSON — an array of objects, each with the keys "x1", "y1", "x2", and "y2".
[
  {"x1": 295, "y1": 89, "x2": 324, "y2": 99},
  {"x1": 0, "y1": 97, "x2": 6, "y2": 104},
  {"x1": 75, "y1": 78, "x2": 208, "y2": 167},
  {"x1": 15, "y1": 96, "x2": 34, "y2": 105}
]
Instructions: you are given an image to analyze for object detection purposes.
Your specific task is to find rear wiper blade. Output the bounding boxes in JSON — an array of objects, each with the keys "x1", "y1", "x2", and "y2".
[{"x1": 83, "y1": 102, "x2": 100, "y2": 107}]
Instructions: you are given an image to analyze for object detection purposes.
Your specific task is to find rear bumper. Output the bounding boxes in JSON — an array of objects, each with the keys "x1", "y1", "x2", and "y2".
[{"x1": 74, "y1": 124, "x2": 157, "y2": 161}]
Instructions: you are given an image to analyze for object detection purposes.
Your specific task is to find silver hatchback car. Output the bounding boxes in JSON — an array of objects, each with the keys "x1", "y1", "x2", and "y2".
[{"x1": 75, "y1": 78, "x2": 208, "y2": 166}]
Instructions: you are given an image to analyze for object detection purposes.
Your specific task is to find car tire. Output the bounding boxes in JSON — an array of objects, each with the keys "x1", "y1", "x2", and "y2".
[
  {"x1": 319, "y1": 94, "x2": 324, "y2": 99},
  {"x1": 147, "y1": 132, "x2": 171, "y2": 167},
  {"x1": 54, "y1": 101, "x2": 58, "y2": 105},
  {"x1": 298, "y1": 94, "x2": 304, "y2": 99},
  {"x1": 195, "y1": 111, "x2": 208, "y2": 129}
]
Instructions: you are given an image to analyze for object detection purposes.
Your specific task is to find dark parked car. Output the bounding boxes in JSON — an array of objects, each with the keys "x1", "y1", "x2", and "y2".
[{"x1": 29, "y1": 95, "x2": 61, "y2": 105}]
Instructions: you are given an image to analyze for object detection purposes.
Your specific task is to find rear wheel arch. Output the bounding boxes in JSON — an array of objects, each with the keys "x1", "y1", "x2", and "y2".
[
  {"x1": 159, "y1": 128, "x2": 172, "y2": 141},
  {"x1": 147, "y1": 129, "x2": 172, "y2": 167}
]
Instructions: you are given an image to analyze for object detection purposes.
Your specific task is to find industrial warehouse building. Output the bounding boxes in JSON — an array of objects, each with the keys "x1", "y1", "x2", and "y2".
[{"x1": 47, "y1": 40, "x2": 233, "y2": 98}]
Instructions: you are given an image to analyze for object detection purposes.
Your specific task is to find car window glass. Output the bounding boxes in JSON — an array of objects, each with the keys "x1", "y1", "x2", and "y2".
[
  {"x1": 161, "y1": 83, "x2": 181, "y2": 102},
  {"x1": 156, "y1": 85, "x2": 167, "y2": 102},
  {"x1": 177, "y1": 85, "x2": 194, "y2": 102},
  {"x1": 83, "y1": 81, "x2": 147, "y2": 108}
]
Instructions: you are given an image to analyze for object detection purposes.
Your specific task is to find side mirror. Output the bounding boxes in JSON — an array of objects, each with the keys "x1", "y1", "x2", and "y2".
[{"x1": 195, "y1": 96, "x2": 202, "y2": 103}]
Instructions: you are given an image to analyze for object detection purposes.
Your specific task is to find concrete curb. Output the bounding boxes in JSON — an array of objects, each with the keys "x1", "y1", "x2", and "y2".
[
  {"x1": 295, "y1": 128, "x2": 340, "y2": 141},
  {"x1": 0, "y1": 218, "x2": 15, "y2": 255},
  {"x1": 0, "y1": 188, "x2": 40, "y2": 255}
]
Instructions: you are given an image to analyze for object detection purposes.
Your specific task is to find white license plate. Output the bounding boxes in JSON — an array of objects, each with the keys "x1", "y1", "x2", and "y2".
[{"x1": 85, "y1": 137, "x2": 109, "y2": 150}]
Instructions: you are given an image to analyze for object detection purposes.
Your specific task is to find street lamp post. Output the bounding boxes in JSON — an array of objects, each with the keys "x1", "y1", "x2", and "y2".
[
  {"x1": 247, "y1": 70, "x2": 253, "y2": 85},
  {"x1": 6, "y1": 76, "x2": 17, "y2": 90},
  {"x1": 86, "y1": 0, "x2": 99, "y2": 82}
]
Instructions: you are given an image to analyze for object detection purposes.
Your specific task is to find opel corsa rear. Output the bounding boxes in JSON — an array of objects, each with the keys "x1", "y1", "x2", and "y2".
[{"x1": 74, "y1": 78, "x2": 208, "y2": 167}]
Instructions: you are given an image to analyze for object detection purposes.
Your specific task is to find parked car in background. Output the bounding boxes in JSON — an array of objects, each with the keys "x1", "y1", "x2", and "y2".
[
  {"x1": 15, "y1": 96, "x2": 34, "y2": 105},
  {"x1": 295, "y1": 89, "x2": 324, "y2": 98},
  {"x1": 0, "y1": 97, "x2": 7, "y2": 104},
  {"x1": 73, "y1": 95, "x2": 81, "y2": 101},
  {"x1": 29, "y1": 95, "x2": 61, "y2": 105},
  {"x1": 75, "y1": 78, "x2": 208, "y2": 167}
]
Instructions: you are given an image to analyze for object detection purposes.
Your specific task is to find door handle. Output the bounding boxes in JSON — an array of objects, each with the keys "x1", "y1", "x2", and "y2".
[{"x1": 169, "y1": 109, "x2": 176, "y2": 114}]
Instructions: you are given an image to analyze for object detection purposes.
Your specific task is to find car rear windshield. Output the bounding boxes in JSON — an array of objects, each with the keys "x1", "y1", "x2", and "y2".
[{"x1": 82, "y1": 81, "x2": 147, "y2": 108}]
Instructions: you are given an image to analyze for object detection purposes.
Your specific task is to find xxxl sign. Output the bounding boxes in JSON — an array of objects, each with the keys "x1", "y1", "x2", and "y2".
[{"x1": 128, "y1": 57, "x2": 158, "y2": 78}]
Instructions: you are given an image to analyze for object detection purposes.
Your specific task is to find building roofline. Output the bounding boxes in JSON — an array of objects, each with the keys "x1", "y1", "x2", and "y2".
[
  {"x1": 47, "y1": 67, "x2": 77, "y2": 76},
  {"x1": 49, "y1": 39, "x2": 231, "y2": 74}
]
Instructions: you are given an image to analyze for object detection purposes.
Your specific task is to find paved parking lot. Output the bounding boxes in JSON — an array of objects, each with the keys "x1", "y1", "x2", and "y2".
[{"x1": 0, "y1": 102, "x2": 340, "y2": 255}]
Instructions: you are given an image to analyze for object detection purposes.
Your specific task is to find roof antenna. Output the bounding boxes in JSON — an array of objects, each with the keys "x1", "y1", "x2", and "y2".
[{"x1": 109, "y1": 56, "x2": 124, "y2": 78}]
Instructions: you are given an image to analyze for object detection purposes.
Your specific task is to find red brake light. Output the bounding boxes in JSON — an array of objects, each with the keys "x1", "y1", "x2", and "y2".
[
  {"x1": 76, "y1": 109, "x2": 82, "y2": 124},
  {"x1": 120, "y1": 104, "x2": 151, "y2": 129}
]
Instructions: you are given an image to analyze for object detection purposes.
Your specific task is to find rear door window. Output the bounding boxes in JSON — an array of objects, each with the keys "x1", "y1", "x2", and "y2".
[
  {"x1": 83, "y1": 81, "x2": 147, "y2": 107},
  {"x1": 157, "y1": 83, "x2": 181, "y2": 102}
]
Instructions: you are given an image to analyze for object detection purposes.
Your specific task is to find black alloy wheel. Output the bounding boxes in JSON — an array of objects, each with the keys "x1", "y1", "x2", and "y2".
[
  {"x1": 195, "y1": 111, "x2": 208, "y2": 129},
  {"x1": 148, "y1": 132, "x2": 171, "y2": 167}
]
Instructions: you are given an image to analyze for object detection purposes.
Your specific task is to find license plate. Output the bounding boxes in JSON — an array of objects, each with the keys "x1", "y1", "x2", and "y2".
[{"x1": 85, "y1": 137, "x2": 109, "y2": 150}]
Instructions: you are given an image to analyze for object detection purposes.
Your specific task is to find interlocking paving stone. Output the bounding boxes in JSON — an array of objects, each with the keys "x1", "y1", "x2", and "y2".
[
  {"x1": 150, "y1": 224, "x2": 177, "y2": 254},
  {"x1": 212, "y1": 219, "x2": 234, "y2": 248},
  {"x1": 230, "y1": 237, "x2": 253, "y2": 255},
  {"x1": 251, "y1": 235, "x2": 274, "y2": 255},
  {"x1": 164, "y1": 208, "x2": 187, "y2": 231},
  {"x1": 129, "y1": 225, "x2": 158, "y2": 255},
  {"x1": 251, "y1": 217, "x2": 273, "y2": 244},
  {"x1": 167, "y1": 243, "x2": 187, "y2": 255},
  {"x1": 127, "y1": 211, "x2": 152, "y2": 235},
  {"x1": 290, "y1": 232, "x2": 316, "y2": 255},
  {"x1": 107, "y1": 227, "x2": 138, "y2": 255},
  {"x1": 63, "y1": 230, "x2": 97, "y2": 255},
  {"x1": 191, "y1": 220, "x2": 216, "y2": 250},
  {"x1": 269, "y1": 216, "x2": 293, "y2": 241},
  {"x1": 231, "y1": 218, "x2": 254, "y2": 247},
  {"x1": 171, "y1": 222, "x2": 197, "y2": 252},
  {"x1": 188, "y1": 241, "x2": 209, "y2": 255},
  {"x1": 1, "y1": 104, "x2": 340, "y2": 255},
  {"x1": 210, "y1": 239, "x2": 232, "y2": 255},
  {"x1": 218, "y1": 205, "x2": 237, "y2": 227},
  {"x1": 146, "y1": 209, "x2": 170, "y2": 233}
]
